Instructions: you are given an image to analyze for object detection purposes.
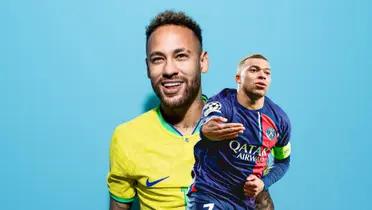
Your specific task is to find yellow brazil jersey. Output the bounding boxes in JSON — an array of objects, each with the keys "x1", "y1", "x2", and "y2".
[{"x1": 107, "y1": 106, "x2": 201, "y2": 210}]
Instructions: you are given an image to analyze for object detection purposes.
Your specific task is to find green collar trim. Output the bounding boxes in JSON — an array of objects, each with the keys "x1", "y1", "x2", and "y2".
[
  {"x1": 155, "y1": 94, "x2": 208, "y2": 136},
  {"x1": 155, "y1": 106, "x2": 182, "y2": 136}
]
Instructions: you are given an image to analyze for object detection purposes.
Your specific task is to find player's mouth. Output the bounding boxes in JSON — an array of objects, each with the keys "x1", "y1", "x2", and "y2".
[
  {"x1": 255, "y1": 82, "x2": 267, "y2": 89},
  {"x1": 161, "y1": 80, "x2": 184, "y2": 95}
]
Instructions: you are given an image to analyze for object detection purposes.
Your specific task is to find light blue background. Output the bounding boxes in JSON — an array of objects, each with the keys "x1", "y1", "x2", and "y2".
[{"x1": 1, "y1": 0, "x2": 371, "y2": 209}]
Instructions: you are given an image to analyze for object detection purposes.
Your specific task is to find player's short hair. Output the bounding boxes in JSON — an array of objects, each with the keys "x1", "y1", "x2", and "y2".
[
  {"x1": 237, "y1": 53, "x2": 269, "y2": 75},
  {"x1": 145, "y1": 10, "x2": 203, "y2": 51}
]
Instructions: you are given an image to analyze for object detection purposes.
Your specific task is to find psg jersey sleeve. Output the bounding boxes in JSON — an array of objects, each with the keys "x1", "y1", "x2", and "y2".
[
  {"x1": 199, "y1": 89, "x2": 234, "y2": 140},
  {"x1": 261, "y1": 112, "x2": 291, "y2": 189},
  {"x1": 200, "y1": 89, "x2": 233, "y2": 124}
]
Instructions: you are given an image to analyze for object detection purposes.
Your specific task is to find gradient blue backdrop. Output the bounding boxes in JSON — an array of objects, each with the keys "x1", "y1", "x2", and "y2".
[{"x1": 1, "y1": 0, "x2": 371, "y2": 209}]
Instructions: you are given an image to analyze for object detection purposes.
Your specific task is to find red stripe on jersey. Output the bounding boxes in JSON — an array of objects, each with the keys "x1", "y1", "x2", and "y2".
[
  {"x1": 253, "y1": 113, "x2": 279, "y2": 177},
  {"x1": 190, "y1": 183, "x2": 197, "y2": 192}
]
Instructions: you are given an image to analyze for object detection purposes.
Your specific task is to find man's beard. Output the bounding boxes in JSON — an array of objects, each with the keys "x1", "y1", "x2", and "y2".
[{"x1": 151, "y1": 75, "x2": 201, "y2": 109}]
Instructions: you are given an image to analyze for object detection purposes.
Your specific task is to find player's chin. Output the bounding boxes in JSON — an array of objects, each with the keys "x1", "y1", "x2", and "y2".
[
  {"x1": 252, "y1": 90, "x2": 267, "y2": 98},
  {"x1": 161, "y1": 94, "x2": 188, "y2": 108}
]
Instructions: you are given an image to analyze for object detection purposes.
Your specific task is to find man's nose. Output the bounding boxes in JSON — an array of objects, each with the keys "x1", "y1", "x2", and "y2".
[
  {"x1": 163, "y1": 59, "x2": 179, "y2": 77},
  {"x1": 257, "y1": 71, "x2": 267, "y2": 80}
]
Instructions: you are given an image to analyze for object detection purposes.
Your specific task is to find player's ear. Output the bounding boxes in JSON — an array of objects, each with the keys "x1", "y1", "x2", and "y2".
[
  {"x1": 200, "y1": 51, "x2": 208, "y2": 73},
  {"x1": 236, "y1": 74, "x2": 241, "y2": 84},
  {"x1": 145, "y1": 58, "x2": 150, "y2": 78}
]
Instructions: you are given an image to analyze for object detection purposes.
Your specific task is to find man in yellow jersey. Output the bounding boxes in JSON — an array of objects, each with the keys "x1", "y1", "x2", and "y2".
[
  {"x1": 108, "y1": 10, "x2": 208, "y2": 210},
  {"x1": 107, "y1": 10, "x2": 274, "y2": 210}
]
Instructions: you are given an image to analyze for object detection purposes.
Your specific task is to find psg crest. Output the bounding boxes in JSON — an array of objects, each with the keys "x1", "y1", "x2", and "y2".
[{"x1": 265, "y1": 127, "x2": 277, "y2": 140}]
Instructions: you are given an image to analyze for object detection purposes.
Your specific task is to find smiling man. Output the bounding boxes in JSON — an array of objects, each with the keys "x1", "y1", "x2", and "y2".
[{"x1": 107, "y1": 11, "x2": 208, "y2": 210}]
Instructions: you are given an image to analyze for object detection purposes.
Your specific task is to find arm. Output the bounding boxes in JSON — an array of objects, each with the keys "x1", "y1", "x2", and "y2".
[
  {"x1": 110, "y1": 198, "x2": 131, "y2": 210},
  {"x1": 261, "y1": 155, "x2": 290, "y2": 188},
  {"x1": 261, "y1": 112, "x2": 292, "y2": 188},
  {"x1": 244, "y1": 113, "x2": 292, "y2": 196}
]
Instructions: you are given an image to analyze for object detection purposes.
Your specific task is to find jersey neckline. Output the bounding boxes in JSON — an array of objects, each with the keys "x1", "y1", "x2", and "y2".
[
  {"x1": 232, "y1": 90, "x2": 267, "y2": 112},
  {"x1": 154, "y1": 94, "x2": 207, "y2": 137}
]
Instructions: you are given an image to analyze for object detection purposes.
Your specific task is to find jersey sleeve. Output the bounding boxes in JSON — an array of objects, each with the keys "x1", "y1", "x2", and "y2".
[
  {"x1": 273, "y1": 114, "x2": 291, "y2": 160},
  {"x1": 199, "y1": 91, "x2": 232, "y2": 141},
  {"x1": 107, "y1": 128, "x2": 136, "y2": 203},
  {"x1": 200, "y1": 91, "x2": 232, "y2": 125},
  {"x1": 262, "y1": 113, "x2": 291, "y2": 189}
]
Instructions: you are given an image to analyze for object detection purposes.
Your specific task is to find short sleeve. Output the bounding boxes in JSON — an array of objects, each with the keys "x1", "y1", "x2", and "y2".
[
  {"x1": 107, "y1": 128, "x2": 136, "y2": 203},
  {"x1": 200, "y1": 90, "x2": 232, "y2": 125}
]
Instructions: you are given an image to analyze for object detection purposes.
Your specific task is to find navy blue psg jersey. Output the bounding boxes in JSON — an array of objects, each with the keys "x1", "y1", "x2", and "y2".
[{"x1": 190, "y1": 88, "x2": 291, "y2": 207}]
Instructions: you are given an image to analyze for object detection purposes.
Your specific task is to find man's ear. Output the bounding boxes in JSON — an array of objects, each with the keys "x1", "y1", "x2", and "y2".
[
  {"x1": 236, "y1": 74, "x2": 241, "y2": 84},
  {"x1": 200, "y1": 51, "x2": 209, "y2": 73}
]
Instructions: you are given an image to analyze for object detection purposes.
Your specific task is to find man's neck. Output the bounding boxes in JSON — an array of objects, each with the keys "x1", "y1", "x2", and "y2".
[
  {"x1": 237, "y1": 90, "x2": 265, "y2": 110},
  {"x1": 160, "y1": 95, "x2": 204, "y2": 135}
]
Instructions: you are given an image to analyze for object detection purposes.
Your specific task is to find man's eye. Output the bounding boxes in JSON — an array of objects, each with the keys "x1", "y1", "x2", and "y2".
[
  {"x1": 151, "y1": 57, "x2": 163, "y2": 64},
  {"x1": 176, "y1": 54, "x2": 188, "y2": 60},
  {"x1": 249, "y1": 67, "x2": 259, "y2": 72},
  {"x1": 265, "y1": 71, "x2": 271, "y2": 75}
]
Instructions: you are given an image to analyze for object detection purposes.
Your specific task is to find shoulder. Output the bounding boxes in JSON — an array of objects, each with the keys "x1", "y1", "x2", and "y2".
[
  {"x1": 216, "y1": 88, "x2": 236, "y2": 99},
  {"x1": 265, "y1": 97, "x2": 290, "y2": 125},
  {"x1": 207, "y1": 88, "x2": 236, "y2": 103},
  {"x1": 203, "y1": 88, "x2": 236, "y2": 114},
  {"x1": 114, "y1": 108, "x2": 158, "y2": 137}
]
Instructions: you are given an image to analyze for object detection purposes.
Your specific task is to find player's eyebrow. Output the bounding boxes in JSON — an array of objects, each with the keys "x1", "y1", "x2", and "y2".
[
  {"x1": 174, "y1": 48, "x2": 191, "y2": 54},
  {"x1": 149, "y1": 51, "x2": 165, "y2": 58},
  {"x1": 248, "y1": 65, "x2": 271, "y2": 71},
  {"x1": 148, "y1": 48, "x2": 191, "y2": 58}
]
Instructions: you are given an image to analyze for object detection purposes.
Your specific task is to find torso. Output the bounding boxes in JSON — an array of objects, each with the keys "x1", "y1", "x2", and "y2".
[
  {"x1": 115, "y1": 107, "x2": 201, "y2": 209},
  {"x1": 192, "y1": 89, "x2": 287, "y2": 205}
]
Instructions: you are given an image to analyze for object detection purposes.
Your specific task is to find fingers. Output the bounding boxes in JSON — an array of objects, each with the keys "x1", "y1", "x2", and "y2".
[
  {"x1": 246, "y1": 174, "x2": 257, "y2": 181},
  {"x1": 244, "y1": 190, "x2": 255, "y2": 197},
  {"x1": 243, "y1": 184, "x2": 260, "y2": 198},
  {"x1": 244, "y1": 181, "x2": 257, "y2": 189},
  {"x1": 244, "y1": 177, "x2": 265, "y2": 199},
  {"x1": 203, "y1": 124, "x2": 244, "y2": 140},
  {"x1": 214, "y1": 123, "x2": 245, "y2": 135},
  {"x1": 243, "y1": 186, "x2": 258, "y2": 197},
  {"x1": 215, "y1": 126, "x2": 244, "y2": 135},
  {"x1": 216, "y1": 122, "x2": 244, "y2": 130},
  {"x1": 206, "y1": 128, "x2": 244, "y2": 140},
  {"x1": 244, "y1": 175, "x2": 264, "y2": 198},
  {"x1": 208, "y1": 116, "x2": 228, "y2": 123},
  {"x1": 244, "y1": 175, "x2": 258, "y2": 191},
  {"x1": 244, "y1": 191, "x2": 256, "y2": 198},
  {"x1": 206, "y1": 117, "x2": 244, "y2": 129}
]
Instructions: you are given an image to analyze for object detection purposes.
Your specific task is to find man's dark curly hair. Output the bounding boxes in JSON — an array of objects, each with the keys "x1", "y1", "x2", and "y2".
[{"x1": 146, "y1": 10, "x2": 203, "y2": 50}]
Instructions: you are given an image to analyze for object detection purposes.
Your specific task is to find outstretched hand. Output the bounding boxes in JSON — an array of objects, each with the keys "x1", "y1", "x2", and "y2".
[{"x1": 201, "y1": 116, "x2": 245, "y2": 141}]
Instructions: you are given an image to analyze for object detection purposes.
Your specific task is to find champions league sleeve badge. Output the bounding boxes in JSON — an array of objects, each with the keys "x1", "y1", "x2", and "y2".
[{"x1": 202, "y1": 101, "x2": 222, "y2": 117}]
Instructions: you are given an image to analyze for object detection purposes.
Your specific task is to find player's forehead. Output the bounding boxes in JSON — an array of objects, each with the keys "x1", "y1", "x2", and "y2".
[
  {"x1": 242, "y1": 58, "x2": 270, "y2": 69},
  {"x1": 147, "y1": 25, "x2": 200, "y2": 55}
]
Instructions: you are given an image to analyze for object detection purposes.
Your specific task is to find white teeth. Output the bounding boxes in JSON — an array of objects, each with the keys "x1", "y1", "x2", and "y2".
[{"x1": 163, "y1": 82, "x2": 181, "y2": 87}]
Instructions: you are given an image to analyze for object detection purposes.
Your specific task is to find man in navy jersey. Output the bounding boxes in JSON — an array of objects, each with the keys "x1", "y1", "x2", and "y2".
[{"x1": 188, "y1": 54, "x2": 291, "y2": 210}]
